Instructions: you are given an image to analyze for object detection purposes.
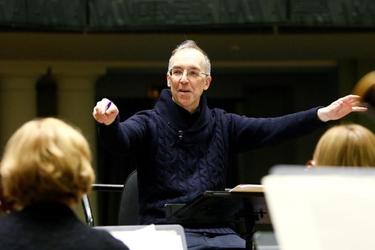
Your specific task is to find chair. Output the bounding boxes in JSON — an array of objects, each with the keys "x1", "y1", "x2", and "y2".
[
  {"x1": 118, "y1": 170, "x2": 140, "y2": 225},
  {"x1": 81, "y1": 170, "x2": 140, "y2": 226},
  {"x1": 81, "y1": 183, "x2": 125, "y2": 226}
]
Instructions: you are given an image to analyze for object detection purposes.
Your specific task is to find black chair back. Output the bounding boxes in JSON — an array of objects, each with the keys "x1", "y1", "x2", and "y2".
[{"x1": 118, "y1": 170, "x2": 139, "y2": 225}]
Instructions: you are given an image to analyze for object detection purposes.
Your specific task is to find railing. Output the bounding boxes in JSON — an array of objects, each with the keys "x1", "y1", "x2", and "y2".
[{"x1": 92, "y1": 184, "x2": 124, "y2": 192}]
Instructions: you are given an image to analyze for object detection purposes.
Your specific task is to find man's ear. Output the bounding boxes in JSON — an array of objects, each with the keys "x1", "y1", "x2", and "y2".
[
  {"x1": 166, "y1": 75, "x2": 171, "y2": 87},
  {"x1": 203, "y1": 76, "x2": 212, "y2": 91}
]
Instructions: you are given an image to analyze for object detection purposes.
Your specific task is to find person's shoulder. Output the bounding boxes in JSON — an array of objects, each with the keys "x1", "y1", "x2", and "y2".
[
  {"x1": 210, "y1": 106, "x2": 229, "y2": 116},
  {"x1": 210, "y1": 107, "x2": 238, "y2": 120}
]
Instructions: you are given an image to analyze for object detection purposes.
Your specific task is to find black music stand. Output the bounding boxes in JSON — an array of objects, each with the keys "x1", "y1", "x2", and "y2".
[{"x1": 165, "y1": 188, "x2": 271, "y2": 248}]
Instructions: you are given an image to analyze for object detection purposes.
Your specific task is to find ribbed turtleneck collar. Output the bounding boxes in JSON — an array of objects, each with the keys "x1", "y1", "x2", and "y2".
[
  {"x1": 155, "y1": 89, "x2": 209, "y2": 131},
  {"x1": 174, "y1": 100, "x2": 201, "y2": 127}
]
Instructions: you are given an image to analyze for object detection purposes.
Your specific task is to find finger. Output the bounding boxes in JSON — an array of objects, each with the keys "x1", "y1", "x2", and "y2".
[
  {"x1": 95, "y1": 105, "x2": 107, "y2": 115},
  {"x1": 105, "y1": 109, "x2": 117, "y2": 116},
  {"x1": 96, "y1": 99, "x2": 111, "y2": 113},
  {"x1": 93, "y1": 111, "x2": 105, "y2": 123},
  {"x1": 344, "y1": 94, "x2": 361, "y2": 99},
  {"x1": 100, "y1": 101, "x2": 109, "y2": 111},
  {"x1": 341, "y1": 95, "x2": 360, "y2": 103},
  {"x1": 103, "y1": 100, "x2": 114, "y2": 112},
  {"x1": 93, "y1": 106, "x2": 102, "y2": 117},
  {"x1": 346, "y1": 98, "x2": 362, "y2": 104},
  {"x1": 345, "y1": 99, "x2": 367, "y2": 107},
  {"x1": 352, "y1": 107, "x2": 368, "y2": 112},
  {"x1": 343, "y1": 100, "x2": 362, "y2": 108}
]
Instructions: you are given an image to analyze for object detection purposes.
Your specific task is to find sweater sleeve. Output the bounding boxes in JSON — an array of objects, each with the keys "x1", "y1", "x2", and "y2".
[
  {"x1": 97, "y1": 112, "x2": 149, "y2": 155},
  {"x1": 229, "y1": 107, "x2": 326, "y2": 152}
]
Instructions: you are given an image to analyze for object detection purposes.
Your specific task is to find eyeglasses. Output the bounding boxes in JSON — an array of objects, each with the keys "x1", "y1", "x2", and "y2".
[{"x1": 169, "y1": 68, "x2": 209, "y2": 80}]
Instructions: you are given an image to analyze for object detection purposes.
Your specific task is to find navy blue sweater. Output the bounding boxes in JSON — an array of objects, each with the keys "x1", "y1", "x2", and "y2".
[{"x1": 99, "y1": 89, "x2": 324, "y2": 225}]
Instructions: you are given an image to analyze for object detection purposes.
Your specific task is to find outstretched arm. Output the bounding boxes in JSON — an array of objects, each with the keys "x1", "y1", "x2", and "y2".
[{"x1": 317, "y1": 95, "x2": 367, "y2": 122}]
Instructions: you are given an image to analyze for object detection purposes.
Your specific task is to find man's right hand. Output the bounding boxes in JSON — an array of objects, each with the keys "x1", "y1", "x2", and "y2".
[{"x1": 92, "y1": 98, "x2": 119, "y2": 125}]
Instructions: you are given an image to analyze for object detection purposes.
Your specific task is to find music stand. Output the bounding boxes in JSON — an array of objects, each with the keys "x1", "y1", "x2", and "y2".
[{"x1": 165, "y1": 186, "x2": 271, "y2": 242}]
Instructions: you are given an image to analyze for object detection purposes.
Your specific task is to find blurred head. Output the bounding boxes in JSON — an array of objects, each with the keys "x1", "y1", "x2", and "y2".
[
  {"x1": 167, "y1": 40, "x2": 212, "y2": 113},
  {"x1": 0, "y1": 118, "x2": 94, "y2": 210},
  {"x1": 353, "y1": 71, "x2": 375, "y2": 108},
  {"x1": 312, "y1": 124, "x2": 375, "y2": 167}
]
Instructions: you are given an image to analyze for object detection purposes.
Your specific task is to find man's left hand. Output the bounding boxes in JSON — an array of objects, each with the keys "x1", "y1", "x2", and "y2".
[{"x1": 317, "y1": 95, "x2": 367, "y2": 122}]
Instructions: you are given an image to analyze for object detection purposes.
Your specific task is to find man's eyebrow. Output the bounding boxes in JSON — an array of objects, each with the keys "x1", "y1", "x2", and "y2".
[{"x1": 171, "y1": 66, "x2": 200, "y2": 70}]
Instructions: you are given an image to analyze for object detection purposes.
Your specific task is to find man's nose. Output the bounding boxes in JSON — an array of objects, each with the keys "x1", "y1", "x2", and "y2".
[{"x1": 179, "y1": 70, "x2": 189, "y2": 83}]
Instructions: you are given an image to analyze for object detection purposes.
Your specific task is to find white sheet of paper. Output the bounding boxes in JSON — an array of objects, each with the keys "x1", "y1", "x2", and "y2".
[
  {"x1": 110, "y1": 224, "x2": 185, "y2": 250},
  {"x1": 263, "y1": 175, "x2": 375, "y2": 250}
]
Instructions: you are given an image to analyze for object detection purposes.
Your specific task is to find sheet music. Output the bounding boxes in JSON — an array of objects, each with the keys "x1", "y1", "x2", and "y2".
[
  {"x1": 263, "y1": 174, "x2": 375, "y2": 250},
  {"x1": 230, "y1": 184, "x2": 264, "y2": 193},
  {"x1": 109, "y1": 224, "x2": 185, "y2": 250}
]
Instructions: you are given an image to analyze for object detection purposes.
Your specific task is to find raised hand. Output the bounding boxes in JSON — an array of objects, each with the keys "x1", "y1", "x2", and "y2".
[
  {"x1": 92, "y1": 98, "x2": 119, "y2": 125},
  {"x1": 317, "y1": 95, "x2": 367, "y2": 122}
]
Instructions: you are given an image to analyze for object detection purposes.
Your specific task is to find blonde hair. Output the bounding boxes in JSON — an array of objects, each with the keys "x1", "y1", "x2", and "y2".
[
  {"x1": 313, "y1": 124, "x2": 375, "y2": 167},
  {"x1": 168, "y1": 40, "x2": 211, "y2": 75},
  {"x1": 0, "y1": 118, "x2": 94, "y2": 209},
  {"x1": 353, "y1": 71, "x2": 375, "y2": 105}
]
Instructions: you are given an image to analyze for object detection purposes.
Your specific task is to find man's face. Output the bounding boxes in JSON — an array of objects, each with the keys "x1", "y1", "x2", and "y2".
[{"x1": 167, "y1": 48, "x2": 211, "y2": 113}]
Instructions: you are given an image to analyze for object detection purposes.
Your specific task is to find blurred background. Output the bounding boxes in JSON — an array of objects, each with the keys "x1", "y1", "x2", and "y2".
[{"x1": 0, "y1": 0, "x2": 375, "y2": 225}]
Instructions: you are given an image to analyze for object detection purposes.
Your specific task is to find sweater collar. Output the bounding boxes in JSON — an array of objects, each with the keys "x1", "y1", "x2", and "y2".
[{"x1": 155, "y1": 89, "x2": 209, "y2": 130}]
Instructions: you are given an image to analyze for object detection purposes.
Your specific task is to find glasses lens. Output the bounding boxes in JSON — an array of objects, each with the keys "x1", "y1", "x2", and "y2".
[{"x1": 170, "y1": 68, "x2": 206, "y2": 80}]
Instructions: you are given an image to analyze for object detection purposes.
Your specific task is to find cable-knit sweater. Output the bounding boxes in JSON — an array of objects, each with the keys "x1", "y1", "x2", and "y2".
[{"x1": 99, "y1": 89, "x2": 324, "y2": 225}]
